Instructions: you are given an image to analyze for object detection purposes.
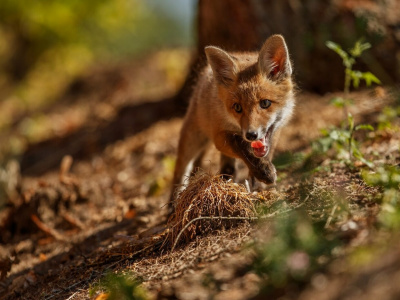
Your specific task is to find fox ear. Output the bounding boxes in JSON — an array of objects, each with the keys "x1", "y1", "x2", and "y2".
[
  {"x1": 205, "y1": 46, "x2": 238, "y2": 86},
  {"x1": 258, "y1": 35, "x2": 292, "y2": 80}
]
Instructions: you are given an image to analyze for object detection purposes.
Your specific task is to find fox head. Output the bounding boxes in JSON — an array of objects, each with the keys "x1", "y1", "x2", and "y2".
[{"x1": 205, "y1": 35, "x2": 295, "y2": 158}]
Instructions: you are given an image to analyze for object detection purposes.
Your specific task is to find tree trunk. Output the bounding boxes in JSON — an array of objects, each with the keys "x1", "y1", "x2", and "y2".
[{"x1": 175, "y1": 0, "x2": 399, "y2": 107}]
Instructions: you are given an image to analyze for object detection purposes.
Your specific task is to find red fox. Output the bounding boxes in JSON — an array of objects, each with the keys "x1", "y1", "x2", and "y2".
[{"x1": 170, "y1": 35, "x2": 295, "y2": 209}]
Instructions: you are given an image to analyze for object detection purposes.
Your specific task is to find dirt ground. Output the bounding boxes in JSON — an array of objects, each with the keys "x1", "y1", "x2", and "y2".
[{"x1": 0, "y1": 49, "x2": 399, "y2": 300}]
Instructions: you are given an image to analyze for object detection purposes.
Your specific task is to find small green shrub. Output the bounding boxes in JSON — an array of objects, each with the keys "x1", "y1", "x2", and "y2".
[
  {"x1": 251, "y1": 212, "x2": 338, "y2": 292},
  {"x1": 312, "y1": 39, "x2": 381, "y2": 166},
  {"x1": 326, "y1": 39, "x2": 380, "y2": 95},
  {"x1": 363, "y1": 166, "x2": 400, "y2": 229},
  {"x1": 317, "y1": 113, "x2": 374, "y2": 166},
  {"x1": 90, "y1": 271, "x2": 148, "y2": 300}
]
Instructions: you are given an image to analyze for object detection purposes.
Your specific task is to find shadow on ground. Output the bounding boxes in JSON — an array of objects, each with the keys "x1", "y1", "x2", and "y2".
[
  {"x1": 2, "y1": 218, "x2": 138, "y2": 299},
  {"x1": 20, "y1": 97, "x2": 185, "y2": 176}
]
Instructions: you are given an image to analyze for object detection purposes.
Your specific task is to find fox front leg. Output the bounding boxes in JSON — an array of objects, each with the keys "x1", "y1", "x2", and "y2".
[
  {"x1": 170, "y1": 123, "x2": 209, "y2": 212},
  {"x1": 216, "y1": 132, "x2": 277, "y2": 185},
  {"x1": 220, "y1": 154, "x2": 236, "y2": 180}
]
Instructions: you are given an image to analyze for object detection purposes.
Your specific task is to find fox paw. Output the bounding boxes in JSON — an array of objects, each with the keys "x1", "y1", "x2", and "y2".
[{"x1": 250, "y1": 160, "x2": 276, "y2": 184}]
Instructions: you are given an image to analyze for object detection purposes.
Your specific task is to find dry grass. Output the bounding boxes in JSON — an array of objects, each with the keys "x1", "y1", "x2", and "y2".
[{"x1": 165, "y1": 173, "x2": 259, "y2": 248}]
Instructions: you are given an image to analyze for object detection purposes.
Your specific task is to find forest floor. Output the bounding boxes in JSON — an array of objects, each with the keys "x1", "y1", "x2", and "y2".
[{"x1": 0, "y1": 49, "x2": 399, "y2": 300}]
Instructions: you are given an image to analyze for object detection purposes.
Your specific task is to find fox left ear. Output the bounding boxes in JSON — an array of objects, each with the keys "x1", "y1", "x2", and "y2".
[
  {"x1": 205, "y1": 46, "x2": 238, "y2": 87},
  {"x1": 258, "y1": 35, "x2": 292, "y2": 80}
]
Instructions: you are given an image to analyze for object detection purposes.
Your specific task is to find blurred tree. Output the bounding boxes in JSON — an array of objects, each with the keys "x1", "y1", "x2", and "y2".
[
  {"x1": 177, "y1": 0, "x2": 399, "y2": 104},
  {"x1": 0, "y1": 0, "x2": 192, "y2": 165},
  {"x1": 0, "y1": 0, "x2": 187, "y2": 108},
  {"x1": 0, "y1": 0, "x2": 134, "y2": 81}
]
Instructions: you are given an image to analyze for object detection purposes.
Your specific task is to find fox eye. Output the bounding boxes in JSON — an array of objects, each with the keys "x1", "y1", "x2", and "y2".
[
  {"x1": 233, "y1": 103, "x2": 242, "y2": 113},
  {"x1": 260, "y1": 99, "x2": 271, "y2": 109}
]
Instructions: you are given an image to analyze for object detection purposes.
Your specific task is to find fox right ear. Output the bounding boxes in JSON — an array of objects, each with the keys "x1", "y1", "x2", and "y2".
[
  {"x1": 205, "y1": 46, "x2": 238, "y2": 86},
  {"x1": 258, "y1": 35, "x2": 292, "y2": 80}
]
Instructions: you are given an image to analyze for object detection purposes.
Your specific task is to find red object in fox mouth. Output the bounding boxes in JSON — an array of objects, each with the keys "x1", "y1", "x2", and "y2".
[{"x1": 251, "y1": 136, "x2": 268, "y2": 157}]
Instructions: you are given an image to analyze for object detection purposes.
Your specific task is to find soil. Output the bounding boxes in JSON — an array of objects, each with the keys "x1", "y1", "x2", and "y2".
[{"x1": 0, "y1": 49, "x2": 399, "y2": 300}]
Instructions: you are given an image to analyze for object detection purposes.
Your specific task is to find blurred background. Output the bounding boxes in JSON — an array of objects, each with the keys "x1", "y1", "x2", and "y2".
[{"x1": 0, "y1": 0, "x2": 196, "y2": 165}]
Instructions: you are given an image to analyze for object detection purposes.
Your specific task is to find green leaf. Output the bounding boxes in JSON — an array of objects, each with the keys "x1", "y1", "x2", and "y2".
[
  {"x1": 353, "y1": 153, "x2": 374, "y2": 168},
  {"x1": 362, "y1": 72, "x2": 381, "y2": 86},
  {"x1": 355, "y1": 124, "x2": 374, "y2": 131},
  {"x1": 329, "y1": 130, "x2": 340, "y2": 140},
  {"x1": 320, "y1": 128, "x2": 330, "y2": 136},
  {"x1": 359, "y1": 42, "x2": 372, "y2": 52},
  {"x1": 349, "y1": 70, "x2": 380, "y2": 88},
  {"x1": 330, "y1": 97, "x2": 345, "y2": 108},
  {"x1": 330, "y1": 97, "x2": 353, "y2": 108},
  {"x1": 92, "y1": 271, "x2": 148, "y2": 300},
  {"x1": 349, "y1": 39, "x2": 371, "y2": 57},
  {"x1": 326, "y1": 41, "x2": 349, "y2": 61},
  {"x1": 350, "y1": 70, "x2": 363, "y2": 89},
  {"x1": 347, "y1": 113, "x2": 354, "y2": 131}
]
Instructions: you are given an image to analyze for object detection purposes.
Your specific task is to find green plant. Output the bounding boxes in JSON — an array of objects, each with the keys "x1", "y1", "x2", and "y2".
[
  {"x1": 311, "y1": 113, "x2": 374, "y2": 167},
  {"x1": 251, "y1": 211, "x2": 338, "y2": 293},
  {"x1": 273, "y1": 151, "x2": 305, "y2": 171},
  {"x1": 326, "y1": 39, "x2": 380, "y2": 94},
  {"x1": 347, "y1": 114, "x2": 374, "y2": 163},
  {"x1": 90, "y1": 272, "x2": 148, "y2": 300},
  {"x1": 326, "y1": 39, "x2": 380, "y2": 122},
  {"x1": 362, "y1": 166, "x2": 400, "y2": 229},
  {"x1": 377, "y1": 106, "x2": 400, "y2": 131},
  {"x1": 312, "y1": 39, "x2": 380, "y2": 166}
]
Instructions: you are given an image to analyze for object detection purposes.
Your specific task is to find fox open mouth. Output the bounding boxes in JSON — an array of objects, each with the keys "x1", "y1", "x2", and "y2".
[{"x1": 250, "y1": 127, "x2": 273, "y2": 158}]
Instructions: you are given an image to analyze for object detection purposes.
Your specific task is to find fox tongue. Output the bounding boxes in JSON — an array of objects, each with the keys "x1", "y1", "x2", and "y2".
[
  {"x1": 251, "y1": 136, "x2": 267, "y2": 149},
  {"x1": 251, "y1": 136, "x2": 268, "y2": 157}
]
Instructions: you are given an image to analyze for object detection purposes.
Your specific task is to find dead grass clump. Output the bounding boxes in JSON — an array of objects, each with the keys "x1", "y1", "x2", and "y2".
[{"x1": 166, "y1": 173, "x2": 257, "y2": 248}]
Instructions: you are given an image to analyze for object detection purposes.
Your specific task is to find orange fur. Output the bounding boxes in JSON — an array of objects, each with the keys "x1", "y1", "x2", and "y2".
[{"x1": 170, "y1": 35, "x2": 295, "y2": 210}]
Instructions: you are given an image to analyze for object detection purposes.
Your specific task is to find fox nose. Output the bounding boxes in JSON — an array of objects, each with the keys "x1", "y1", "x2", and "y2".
[{"x1": 245, "y1": 131, "x2": 258, "y2": 141}]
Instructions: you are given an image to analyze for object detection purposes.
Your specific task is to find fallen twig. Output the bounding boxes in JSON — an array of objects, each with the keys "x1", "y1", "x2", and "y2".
[
  {"x1": 325, "y1": 203, "x2": 338, "y2": 228},
  {"x1": 63, "y1": 212, "x2": 85, "y2": 230},
  {"x1": 31, "y1": 214, "x2": 66, "y2": 241}
]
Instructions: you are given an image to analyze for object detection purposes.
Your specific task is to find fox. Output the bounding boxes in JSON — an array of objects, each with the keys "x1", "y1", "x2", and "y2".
[{"x1": 170, "y1": 34, "x2": 295, "y2": 210}]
